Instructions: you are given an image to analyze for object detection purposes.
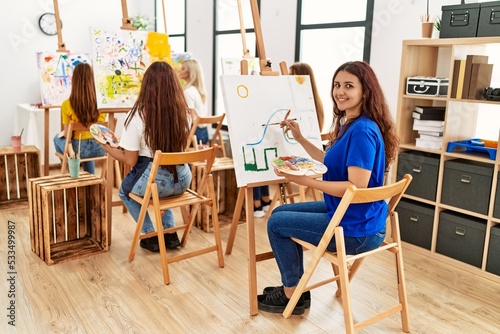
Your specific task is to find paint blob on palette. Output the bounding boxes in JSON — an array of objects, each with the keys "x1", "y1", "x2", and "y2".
[
  {"x1": 36, "y1": 52, "x2": 90, "y2": 106},
  {"x1": 89, "y1": 27, "x2": 172, "y2": 108}
]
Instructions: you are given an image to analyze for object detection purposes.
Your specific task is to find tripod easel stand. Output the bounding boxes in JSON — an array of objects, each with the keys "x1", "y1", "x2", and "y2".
[{"x1": 224, "y1": 0, "x2": 294, "y2": 316}]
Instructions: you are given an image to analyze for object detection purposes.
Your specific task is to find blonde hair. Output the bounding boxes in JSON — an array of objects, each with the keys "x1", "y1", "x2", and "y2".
[{"x1": 182, "y1": 59, "x2": 207, "y2": 103}]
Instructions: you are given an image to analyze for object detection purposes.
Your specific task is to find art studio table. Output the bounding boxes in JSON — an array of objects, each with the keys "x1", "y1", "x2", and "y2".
[{"x1": 15, "y1": 104, "x2": 61, "y2": 176}]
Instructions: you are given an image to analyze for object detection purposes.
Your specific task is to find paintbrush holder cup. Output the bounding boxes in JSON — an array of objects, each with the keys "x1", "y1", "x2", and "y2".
[
  {"x1": 68, "y1": 157, "x2": 81, "y2": 178},
  {"x1": 422, "y1": 22, "x2": 434, "y2": 38},
  {"x1": 11, "y1": 135, "x2": 21, "y2": 152}
]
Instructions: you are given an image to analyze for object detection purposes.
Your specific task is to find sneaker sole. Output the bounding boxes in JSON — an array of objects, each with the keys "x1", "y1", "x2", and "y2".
[
  {"x1": 263, "y1": 286, "x2": 311, "y2": 309},
  {"x1": 257, "y1": 300, "x2": 305, "y2": 315}
]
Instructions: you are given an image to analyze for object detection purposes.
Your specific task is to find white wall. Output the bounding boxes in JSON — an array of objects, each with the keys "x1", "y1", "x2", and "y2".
[{"x1": 0, "y1": 0, "x2": 480, "y2": 146}]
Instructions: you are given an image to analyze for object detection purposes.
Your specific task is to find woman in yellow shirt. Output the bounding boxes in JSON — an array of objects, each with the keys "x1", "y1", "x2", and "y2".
[{"x1": 53, "y1": 63, "x2": 106, "y2": 174}]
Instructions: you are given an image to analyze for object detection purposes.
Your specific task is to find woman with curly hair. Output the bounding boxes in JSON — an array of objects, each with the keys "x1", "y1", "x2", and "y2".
[{"x1": 258, "y1": 61, "x2": 399, "y2": 315}]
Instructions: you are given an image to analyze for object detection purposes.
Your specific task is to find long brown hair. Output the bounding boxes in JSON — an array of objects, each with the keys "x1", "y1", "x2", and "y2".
[
  {"x1": 329, "y1": 61, "x2": 399, "y2": 171},
  {"x1": 290, "y1": 62, "x2": 324, "y2": 131},
  {"x1": 69, "y1": 63, "x2": 99, "y2": 127},
  {"x1": 125, "y1": 61, "x2": 189, "y2": 153}
]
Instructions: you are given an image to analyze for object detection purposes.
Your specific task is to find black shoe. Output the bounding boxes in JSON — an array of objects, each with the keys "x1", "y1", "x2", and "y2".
[
  {"x1": 164, "y1": 232, "x2": 181, "y2": 249},
  {"x1": 257, "y1": 286, "x2": 305, "y2": 315},
  {"x1": 140, "y1": 237, "x2": 160, "y2": 252},
  {"x1": 263, "y1": 286, "x2": 311, "y2": 308}
]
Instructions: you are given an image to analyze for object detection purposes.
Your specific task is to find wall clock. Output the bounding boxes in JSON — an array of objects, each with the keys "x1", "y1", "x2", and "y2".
[{"x1": 38, "y1": 13, "x2": 60, "y2": 36}]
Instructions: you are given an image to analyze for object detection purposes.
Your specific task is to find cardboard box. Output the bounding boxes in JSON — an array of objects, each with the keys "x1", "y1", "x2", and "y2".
[
  {"x1": 437, "y1": 211, "x2": 486, "y2": 268},
  {"x1": 397, "y1": 199, "x2": 434, "y2": 250},
  {"x1": 477, "y1": 1, "x2": 500, "y2": 37},
  {"x1": 441, "y1": 159, "x2": 493, "y2": 215},
  {"x1": 397, "y1": 151, "x2": 440, "y2": 201},
  {"x1": 440, "y1": 3, "x2": 480, "y2": 38},
  {"x1": 486, "y1": 225, "x2": 500, "y2": 275}
]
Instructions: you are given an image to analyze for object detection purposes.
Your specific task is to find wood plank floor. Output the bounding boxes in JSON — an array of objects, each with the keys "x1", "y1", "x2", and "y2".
[{"x1": 1, "y1": 203, "x2": 500, "y2": 334}]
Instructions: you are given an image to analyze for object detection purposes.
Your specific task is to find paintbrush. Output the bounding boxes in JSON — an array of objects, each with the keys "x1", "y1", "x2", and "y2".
[{"x1": 262, "y1": 118, "x2": 297, "y2": 126}]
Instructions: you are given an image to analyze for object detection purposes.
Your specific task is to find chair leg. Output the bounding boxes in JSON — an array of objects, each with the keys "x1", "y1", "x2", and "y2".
[
  {"x1": 391, "y1": 213, "x2": 411, "y2": 332},
  {"x1": 207, "y1": 175, "x2": 224, "y2": 268},
  {"x1": 151, "y1": 185, "x2": 171, "y2": 285},
  {"x1": 335, "y1": 227, "x2": 355, "y2": 334}
]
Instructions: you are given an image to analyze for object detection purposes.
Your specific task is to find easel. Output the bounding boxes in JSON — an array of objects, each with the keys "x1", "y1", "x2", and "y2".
[
  {"x1": 38, "y1": 0, "x2": 66, "y2": 175},
  {"x1": 224, "y1": 0, "x2": 291, "y2": 316}
]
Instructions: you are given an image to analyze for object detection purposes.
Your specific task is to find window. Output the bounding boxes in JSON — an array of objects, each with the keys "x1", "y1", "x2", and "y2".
[
  {"x1": 296, "y1": 0, "x2": 374, "y2": 131},
  {"x1": 155, "y1": 0, "x2": 187, "y2": 52},
  {"x1": 213, "y1": 0, "x2": 258, "y2": 121}
]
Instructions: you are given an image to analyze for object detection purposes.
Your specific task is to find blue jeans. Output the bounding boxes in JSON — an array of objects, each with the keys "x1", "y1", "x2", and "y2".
[
  {"x1": 54, "y1": 135, "x2": 105, "y2": 174},
  {"x1": 267, "y1": 201, "x2": 386, "y2": 287},
  {"x1": 253, "y1": 185, "x2": 270, "y2": 200},
  {"x1": 195, "y1": 126, "x2": 209, "y2": 145},
  {"x1": 119, "y1": 163, "x2": 192, "y2": 233}
]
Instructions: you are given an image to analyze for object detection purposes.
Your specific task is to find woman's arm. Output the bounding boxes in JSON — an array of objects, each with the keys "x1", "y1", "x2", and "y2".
[
  {"x1": 275, "y1": 166, "x2": 371, "y2": 197},
  {"x1": 280, "y1": 120, "x2": 325, "y2": 162},
  {"x1": 101, "y1": 144, "x2": 139, "y2": 167}
]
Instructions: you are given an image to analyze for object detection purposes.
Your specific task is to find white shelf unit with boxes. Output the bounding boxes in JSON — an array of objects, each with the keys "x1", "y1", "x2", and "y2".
[{"x1": 393, "y1": 37, "x2": 500, "y2": 283}]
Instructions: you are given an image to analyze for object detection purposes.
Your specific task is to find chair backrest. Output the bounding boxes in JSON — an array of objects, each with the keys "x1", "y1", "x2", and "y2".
[
  {"x1": 326, "y1": 174, "x2": 413, "y2": 236},
  {"x1": 186, "y1": 110, "x2": 227, "y2": 157},
  {"x1": 149, "y1": 145, "x2": 219, "y2": 195}
]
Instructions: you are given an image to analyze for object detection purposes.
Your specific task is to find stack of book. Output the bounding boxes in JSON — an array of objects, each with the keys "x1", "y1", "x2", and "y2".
[{"x1": 412, "y1": 106, "x2": 445, "y2": 149}]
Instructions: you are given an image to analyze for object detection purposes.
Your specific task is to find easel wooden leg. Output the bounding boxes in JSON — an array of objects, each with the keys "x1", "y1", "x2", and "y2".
[
  {"x1": 225, "y1": 187, "x2": 246, "y2": 255},
  {"x1": 245, "y1": 186, "x2": 259, "y2": 315},
  {"x1": 43, "y1": 107, "x2": 50, "y2": 176}
]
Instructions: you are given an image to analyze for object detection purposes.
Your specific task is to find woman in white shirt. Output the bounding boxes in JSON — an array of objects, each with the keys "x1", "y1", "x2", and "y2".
[
  {"x1": 179, "y1": 59, "x2": 209, "y2": 144},
  {"x1": 101, "y1": 61, "x2": 192, "y2": 252}
]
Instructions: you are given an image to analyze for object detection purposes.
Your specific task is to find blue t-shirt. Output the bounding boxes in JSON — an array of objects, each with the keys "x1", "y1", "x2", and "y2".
[{"x1": 323, "y1": 114, "x2": 387, "y2": 237}]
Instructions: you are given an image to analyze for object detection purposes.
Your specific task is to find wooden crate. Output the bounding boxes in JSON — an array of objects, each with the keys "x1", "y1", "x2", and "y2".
[
  {"x1": 192, "y1": 157, "x2": 242, "y2": 232},
  {"x1": 0, "y1": 145, "x2": 41, "y2": 209},
  {"x1": 28, "y1": 173, "x2": 107, "y2": 265}
]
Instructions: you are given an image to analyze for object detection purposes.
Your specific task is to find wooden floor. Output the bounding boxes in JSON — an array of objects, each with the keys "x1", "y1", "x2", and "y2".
[{"x1": 1, "y1": 201, "x2": 500, "y2": 334}]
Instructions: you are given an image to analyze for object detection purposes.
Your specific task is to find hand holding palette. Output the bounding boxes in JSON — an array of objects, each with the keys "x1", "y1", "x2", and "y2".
[
  {"x1": 272, "y1": 156, "x2": 327, "y2": 176},
  {"x1": 90, "y1": 124, "x2": 120, "y2": 148}
]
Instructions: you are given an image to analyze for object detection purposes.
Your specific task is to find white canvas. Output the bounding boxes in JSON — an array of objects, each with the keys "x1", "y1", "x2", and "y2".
[{"x1": 220, "y1": 75, "x2": 323, "y2": 187}]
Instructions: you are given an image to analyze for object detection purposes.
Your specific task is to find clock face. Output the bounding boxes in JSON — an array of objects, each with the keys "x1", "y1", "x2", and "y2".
[{"x1": 39, "y1": 13, "x2": 60, "y2": 36}]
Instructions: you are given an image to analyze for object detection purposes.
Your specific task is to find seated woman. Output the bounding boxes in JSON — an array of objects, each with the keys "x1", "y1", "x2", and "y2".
[{"x1": 53, "y1": 62, "x2": 106, "y2": 174}]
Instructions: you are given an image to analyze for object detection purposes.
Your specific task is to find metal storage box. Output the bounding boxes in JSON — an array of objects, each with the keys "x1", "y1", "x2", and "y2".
[
  {"x1": 441, "y1": 159, "x2": 493, "y2": 215},
  {"x1": 437, "y1": 211, "x2": 486, "y2": 268},
  {"x1": 494, "y1": 172, "x2": 500, "y2": 219},
  {"x1": 477, "y1": 1, "x2": 500, "y2": 37},
  {"x1": 397, "y1": 151, "x2": 440, "y2": 201},
  {"x1": 486, "y1": 225, "x2": 500, "y2": 275},
  {"x1": 396, "y1": 199, "x2": 434, "y2": 250},
  {"x1": 440, "y1": 3, "x2": 481, "y2": 38},
  {"x1": 406, "y1": 77, "x2": 449, "y2": 97}
]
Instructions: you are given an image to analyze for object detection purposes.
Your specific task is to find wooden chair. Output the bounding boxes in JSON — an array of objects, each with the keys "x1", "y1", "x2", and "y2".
[
  {"x1": 282, "y1": 174, "x2": 413, "y2": 334},
  {"x1": 127, "y1": 146, "x2": 224, "y2": 284},
  {"x1": 55, "y1": 120, "x2": 108, "y2": 177},
  {"x1": 186, "y1": 111, "x2": 228, "y2": 158}
]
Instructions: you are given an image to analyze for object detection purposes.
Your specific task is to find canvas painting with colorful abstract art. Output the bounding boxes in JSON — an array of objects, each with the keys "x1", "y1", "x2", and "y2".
[
  {"x1": 89, "y1": 27, "x2": 172, "y2": 108},
  {"x1": 36, "y1": 52, "x2": 90, "y2": 106}
]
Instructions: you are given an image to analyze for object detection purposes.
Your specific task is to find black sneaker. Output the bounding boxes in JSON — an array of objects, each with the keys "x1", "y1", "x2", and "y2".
[
  {"x1": 164, "y1": 232, "x2": 181, "y2": 249},
  {"x1": 140, "y1": 237, "x2": 160, "y2": 252},
  {"x1": 257, "y1": 286, "x2": 306, "y2": 315},
  {"x1": 263, "y1": 286, "x2": 311, "y2": 308}
]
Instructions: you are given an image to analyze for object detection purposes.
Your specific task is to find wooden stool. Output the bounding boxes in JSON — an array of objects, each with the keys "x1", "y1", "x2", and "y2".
[
  {"x1": 0, "y1": 145, "x2": 41, "y2": 210},
  {"x1": 28, "y1": 173, "x2": 107, "y2": 265}
]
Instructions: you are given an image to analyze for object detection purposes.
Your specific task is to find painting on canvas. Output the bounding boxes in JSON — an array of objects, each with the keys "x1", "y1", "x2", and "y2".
[
  {"x1": 36, "y1": 52, "x2": 90, "y2": 106},
  {"x1": 171, "y1": 52, "x2": 192, "y2": 84},
  {"x1": 220, "y1": 75, "x2": 322, "y2": 187},
  {"x1": 221, "y1": 57, "x2": 263, "y2": 75},
  {"x1": 90, "y1": 28, "x2": 171, "y2": 108}
]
